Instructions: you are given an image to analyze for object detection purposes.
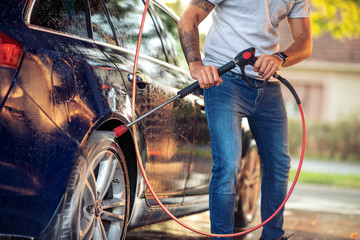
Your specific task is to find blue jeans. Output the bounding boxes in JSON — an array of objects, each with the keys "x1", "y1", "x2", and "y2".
[{"x1": 204, "y1": 72, "x2": 291, "y2": 240}]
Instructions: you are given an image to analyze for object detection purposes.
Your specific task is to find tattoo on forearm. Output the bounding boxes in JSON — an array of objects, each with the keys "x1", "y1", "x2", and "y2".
[
  {"x1": 179, "y1": 23, "x2": 201, "y2": 63},
  {"x1": 190, "y1": 0, "x2": 213, "y2": 12}
]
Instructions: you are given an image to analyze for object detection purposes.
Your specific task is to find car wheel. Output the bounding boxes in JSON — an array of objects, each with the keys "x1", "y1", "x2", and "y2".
[
  {"x1": 234, "y1": 143, "x2": 261, "y2": 230},
  {"x1": 40, "y1": 131, "x2": 130, "y2": 240}
]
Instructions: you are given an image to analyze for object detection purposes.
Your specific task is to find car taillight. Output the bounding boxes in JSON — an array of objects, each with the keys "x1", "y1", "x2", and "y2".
[{"x1": 0, "y1": 32, "x2": 23, "y2": 69}]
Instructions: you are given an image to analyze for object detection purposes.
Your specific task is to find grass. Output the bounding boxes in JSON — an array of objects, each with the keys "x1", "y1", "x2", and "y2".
[{"x1": 289, "y1": 170, "x2": 360, "y2": 189}]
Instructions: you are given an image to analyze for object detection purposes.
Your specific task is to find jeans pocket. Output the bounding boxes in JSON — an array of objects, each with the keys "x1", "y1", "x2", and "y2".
[{"x1": 224, "y1": 71, "x2": 240, "y2": 80}]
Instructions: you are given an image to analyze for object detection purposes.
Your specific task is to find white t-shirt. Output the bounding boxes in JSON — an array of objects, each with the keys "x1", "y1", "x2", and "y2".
[{"x1": 203, "y1": 0, "x2": 311, "y2": 79}]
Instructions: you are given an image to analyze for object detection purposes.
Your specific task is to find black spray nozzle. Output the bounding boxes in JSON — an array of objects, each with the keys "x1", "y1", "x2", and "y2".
[
  {"x1": 233, "y1": 47, "x2": 267, "y2": 89},
  {"x1": 235, "y1": 47, "x2": 257, "y2": 67}
]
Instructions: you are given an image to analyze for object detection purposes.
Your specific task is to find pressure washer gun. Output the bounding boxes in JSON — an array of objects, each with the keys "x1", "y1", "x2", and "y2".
[
  {"x1": 233, "y1": 48, "x2": 300, "y2": 104},
  {"x1": 113, "y1": 47, "x2": 300, "y2": 137},
  {"x1": 173, "y1": 47, "x2": 300, "y2": 103}
]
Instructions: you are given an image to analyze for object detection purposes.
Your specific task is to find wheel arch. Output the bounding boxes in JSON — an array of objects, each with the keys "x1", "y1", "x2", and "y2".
[{"x1": 96, "y1": 119, "x2": 138, "y2": 221}]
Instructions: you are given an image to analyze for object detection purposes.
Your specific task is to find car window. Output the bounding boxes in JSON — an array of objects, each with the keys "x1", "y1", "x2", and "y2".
[
  {"x1": 29, "y1": 0, "x2": 89, "y2": 38},
  {"x1": 89, "y1": 0, "x2": 117, "y2": 45},
  {"x1": 103, "y1": 0, "x2": 166, "y2": 61},
  {"x1": 153, "y1": 5, "x2": 188, "y2": 70}
]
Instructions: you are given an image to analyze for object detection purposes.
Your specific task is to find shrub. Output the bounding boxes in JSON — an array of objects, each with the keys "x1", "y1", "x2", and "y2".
[{"x1": 288, "y1": 117, "x2": 360, "y2": 162}]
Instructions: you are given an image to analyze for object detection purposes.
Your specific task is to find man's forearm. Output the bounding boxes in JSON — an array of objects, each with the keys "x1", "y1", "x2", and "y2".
[
  {"x1": 178, "y1": 22, "x2": 202, "y2": 65},
  {"x1": 281, "y1": 17, "x2": 313, "y2": 67},
  {"x1": 178, "y1": 0, "x2": 214, "y2": 69},
  {"x1": 177, "y1": 0, "x2": 221, "y2": 88}
]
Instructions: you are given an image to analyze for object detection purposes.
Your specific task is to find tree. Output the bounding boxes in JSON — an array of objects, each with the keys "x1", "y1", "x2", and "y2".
[
  {"x1": 162, "y1": 0, "x2": 186, "y2": 17},
  {"x1": 311, "y1": 0, "x2": 360, "y2": 39}
]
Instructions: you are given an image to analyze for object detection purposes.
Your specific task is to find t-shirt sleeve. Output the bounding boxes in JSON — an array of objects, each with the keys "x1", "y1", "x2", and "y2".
[
  {"x1": 207, "y1": 0, "x2": 223, "y2": 5},
  {"x1": 289, "y1": 0, "x2": 311, "y2": 18}
]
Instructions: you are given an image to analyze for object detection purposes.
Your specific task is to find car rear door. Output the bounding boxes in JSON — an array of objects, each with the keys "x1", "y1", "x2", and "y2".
[
  {"x1": 102, "y1": 0, "x2": 195, "y2": 206},
  {"x1": 151, "y1": 2, "x2": 213, "y2": 204}
]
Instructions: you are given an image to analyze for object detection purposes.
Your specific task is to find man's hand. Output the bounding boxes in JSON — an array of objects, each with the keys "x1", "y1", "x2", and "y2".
[
  {"x1": 253, "y1": 17, "x2": 312, "y2": 81},
  {"x1": 190, "y1": 64, "x2": 223, "y2": 89},
  {"x1": 253, "y1": 54, "x2": 283, "y2": 80}
]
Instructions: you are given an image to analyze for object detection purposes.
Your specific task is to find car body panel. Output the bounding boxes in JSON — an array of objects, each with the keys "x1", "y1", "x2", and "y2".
[
  {"x1": 0, "y1": 0, "x2": 256, "y2": 238},
  {"x1": 0, "y1": 0, "x2": 121, "y2": 236}
]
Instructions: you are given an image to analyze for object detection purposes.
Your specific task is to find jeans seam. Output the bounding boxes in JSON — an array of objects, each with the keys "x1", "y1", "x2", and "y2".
[
  {"x1": 248, "y1": 115, "x2": 270, "y2": 219},
  {"x1": 254, "y1": 88, "x2": 263, "y2": 109}
]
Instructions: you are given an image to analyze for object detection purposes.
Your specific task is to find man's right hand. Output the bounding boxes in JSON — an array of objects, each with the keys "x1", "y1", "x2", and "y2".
[{"x1": 190, "y1": 63, "x2": 223, "y2": 89}]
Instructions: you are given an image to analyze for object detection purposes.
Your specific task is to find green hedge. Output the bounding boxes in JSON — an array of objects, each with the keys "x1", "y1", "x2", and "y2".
[{"x1": 288, "y1": 117, "x2": 360, "y2": 162}]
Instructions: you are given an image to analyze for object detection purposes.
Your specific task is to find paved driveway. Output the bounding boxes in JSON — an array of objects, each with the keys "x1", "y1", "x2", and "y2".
[{"x1": 126, "y1": 183, "x2": 360, "y2": 240}]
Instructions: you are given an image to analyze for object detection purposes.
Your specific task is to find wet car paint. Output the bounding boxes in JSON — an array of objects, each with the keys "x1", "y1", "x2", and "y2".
[
  {"x1": 0, "y1": 25, "x2": 115, "y2": 238},
  {"x1": 0, "y1": 0, "x2": 202, "y2": 237},
  {"x1": 0, "y1": 0, "x2": 256, "y2": 238},
  {"x1": 0, "y1": 1, "x2": 127, "y2": 236}
]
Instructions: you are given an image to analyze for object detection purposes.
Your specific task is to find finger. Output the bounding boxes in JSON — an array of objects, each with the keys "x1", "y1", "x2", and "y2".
[
  {"x1": 202, "y1": 73, "x2": 212, "y2": 89},
  {"x1": 253, "y1": 58, "x2": 260, "y2": 72},
  {"x1": 215, "y1": 77, "x2": 223, "y2": 86},
  {"x1": 253, "y1": 54, "x2": 264, "y2": 72},
  {"x1": 197, "y1": 75, "x2": 206, "y2": 89},
  {"x1": 263, "y1": 64, "x2": 275, "y2": 80},
  {"x1": 204, "y1": 68, "x2": 215, "y2": 87},
  {"x1": 210, "y1": 66, "x2": 221, "y2": 86},
  {"x1": 196, "y1": 69, "x2": 209, "y2": 89},
  {"x1": 259, "y1": 56, "x2": 275, "y2": 77},
  {"x1": 258, "y1": 62, "x2": 268, "y2": 77}
]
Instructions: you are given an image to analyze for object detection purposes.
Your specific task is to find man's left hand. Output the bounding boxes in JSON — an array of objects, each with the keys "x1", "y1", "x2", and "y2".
[{"x1": 253, "y1": 54, "x2": 283, "y2": 80}]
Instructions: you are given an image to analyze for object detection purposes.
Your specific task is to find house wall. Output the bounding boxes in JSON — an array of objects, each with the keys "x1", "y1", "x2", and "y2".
[{"x1": 280, "y1": 60, "x2": 360, "y2": 122}]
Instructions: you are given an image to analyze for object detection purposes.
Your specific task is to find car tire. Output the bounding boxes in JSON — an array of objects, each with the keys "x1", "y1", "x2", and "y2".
[
  {"x1": 234, "y1": 143, "x2": 261, "y2": 230},
  {"x1": 39, "y1": 131, "x2": 130, "y2": 240}
]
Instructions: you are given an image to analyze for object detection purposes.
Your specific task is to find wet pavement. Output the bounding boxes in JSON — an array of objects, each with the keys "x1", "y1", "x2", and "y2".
[
  {"x1": 126, "y1": 183, "x2": 360, "y2": 240},
  {"x1": 291, "y1": 158, "x2": 360, "y2": 175}
]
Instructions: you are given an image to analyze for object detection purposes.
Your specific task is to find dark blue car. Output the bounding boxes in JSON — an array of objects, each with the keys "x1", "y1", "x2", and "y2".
[{"x1": 0, "y1": 0, "x2": 261, "y2": 239}]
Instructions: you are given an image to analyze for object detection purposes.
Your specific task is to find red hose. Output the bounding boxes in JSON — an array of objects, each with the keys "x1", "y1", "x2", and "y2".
[{"x1": 127, "y1": 1, "x2": 306, "y2": 237}]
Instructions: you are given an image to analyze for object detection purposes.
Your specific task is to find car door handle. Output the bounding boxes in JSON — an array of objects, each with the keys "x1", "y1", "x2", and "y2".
[{"x1": 127, "y1": 73, "x2": 150, "y2": 89}]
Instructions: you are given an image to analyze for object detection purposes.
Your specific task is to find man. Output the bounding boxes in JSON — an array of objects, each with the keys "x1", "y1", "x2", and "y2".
[{"x1": 178, "y1": 0, "x2": 312, "y2": 239}]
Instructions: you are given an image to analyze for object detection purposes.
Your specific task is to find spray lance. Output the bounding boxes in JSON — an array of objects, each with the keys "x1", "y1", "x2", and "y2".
[
  {"x1": 112, "y1": 47, "x2": 306, "y2": 238},
  {"x1": 113, "y1": 47, "x2": 300, "y2": 138},
  {"x1": 113, "y1": 57, "x2": 234, "y2": 137}
]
